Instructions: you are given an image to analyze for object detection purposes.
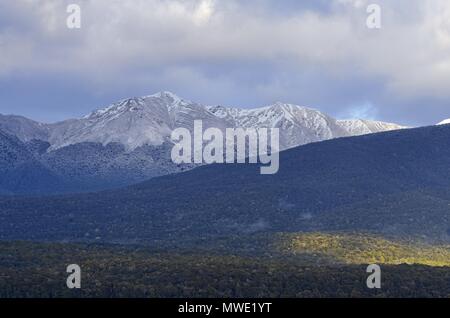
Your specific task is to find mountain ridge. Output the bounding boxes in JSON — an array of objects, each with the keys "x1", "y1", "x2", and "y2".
[
  {"x1": 0, "y1": 91, "x2": 407, "y2": 194},
  {"x1": 1, "y1": 91, "x2": 406, "y2": 152}
]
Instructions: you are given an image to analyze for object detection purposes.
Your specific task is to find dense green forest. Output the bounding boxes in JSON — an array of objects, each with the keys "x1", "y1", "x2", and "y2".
[{"x1": 1, "y1": 236, "x2": 449, "y2": 298}]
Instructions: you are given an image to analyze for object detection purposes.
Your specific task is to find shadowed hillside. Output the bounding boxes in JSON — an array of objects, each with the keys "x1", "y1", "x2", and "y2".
[{"x1": 1, "y1": 124, "x2": 450, "y2": 244}]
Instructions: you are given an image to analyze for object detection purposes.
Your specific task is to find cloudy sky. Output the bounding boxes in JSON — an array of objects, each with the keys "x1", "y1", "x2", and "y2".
[{"x1": 1, "y1": 0, "x2": 450, "y2": 126}]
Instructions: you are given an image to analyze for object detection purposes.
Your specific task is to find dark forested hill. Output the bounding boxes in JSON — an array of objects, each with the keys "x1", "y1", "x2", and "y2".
[
  {"x1": 1, "y1": 124, "x2": 450, "y2": 244},
  {"x1": 0, "y1": 133, "x2": 191, "y2": 195},
  {"x1": 0, "y1": 130, "x2": 64, "y2": 195}
]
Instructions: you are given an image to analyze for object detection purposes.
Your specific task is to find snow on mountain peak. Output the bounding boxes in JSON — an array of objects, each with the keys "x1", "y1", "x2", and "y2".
[
  {"x1": 145, "y1": 91, "x2": 191, "y2": 108},
  {"x1": 336, "y1": 119, "x2": 407, "y2": 135},
  {"x1": 84, "y1": 91, "x2": 188, "y2": 120},
  {"x1": 148, "y1": 91, "x2": 183, "y2": 102},
  {"x1": 437, "y1": 118, "x2": 450, "y2": 125},
  {"x1": 6, "y1": 91, "x2": 405, "y2": 152}
]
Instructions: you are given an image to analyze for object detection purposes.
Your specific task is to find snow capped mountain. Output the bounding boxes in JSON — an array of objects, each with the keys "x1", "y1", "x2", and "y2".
[
  {"x1": 0, "y1": 91, "x2": 408, "y2": 194},
  {"x1": 54, "y1": 91, "x2": 405, "y2": 151},
  {"x1": 336, "y1": 119, "x2": 406, "y2": 136},
  {"x1": 47, "y1": 92, "x2": 231, "y2": 151},
  {"x1": 48, "y1": 94, "x2": 174, "y2": 150},
  {"x1": 1, "y1": 92, "x2": 406, "y2": 152}
]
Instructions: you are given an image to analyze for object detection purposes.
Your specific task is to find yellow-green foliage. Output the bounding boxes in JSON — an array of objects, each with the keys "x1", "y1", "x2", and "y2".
[{"x1": 281, "y1": 233, "x2": 450, "y2": 267}]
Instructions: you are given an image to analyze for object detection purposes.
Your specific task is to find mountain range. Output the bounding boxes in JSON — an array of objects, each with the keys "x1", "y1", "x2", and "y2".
[
  {"x1": 2, "y1": 93, "x2": 450, "y2": 298},
  {"x1": 0, "y1": 91, "x2": 405, "y2": 195}
]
